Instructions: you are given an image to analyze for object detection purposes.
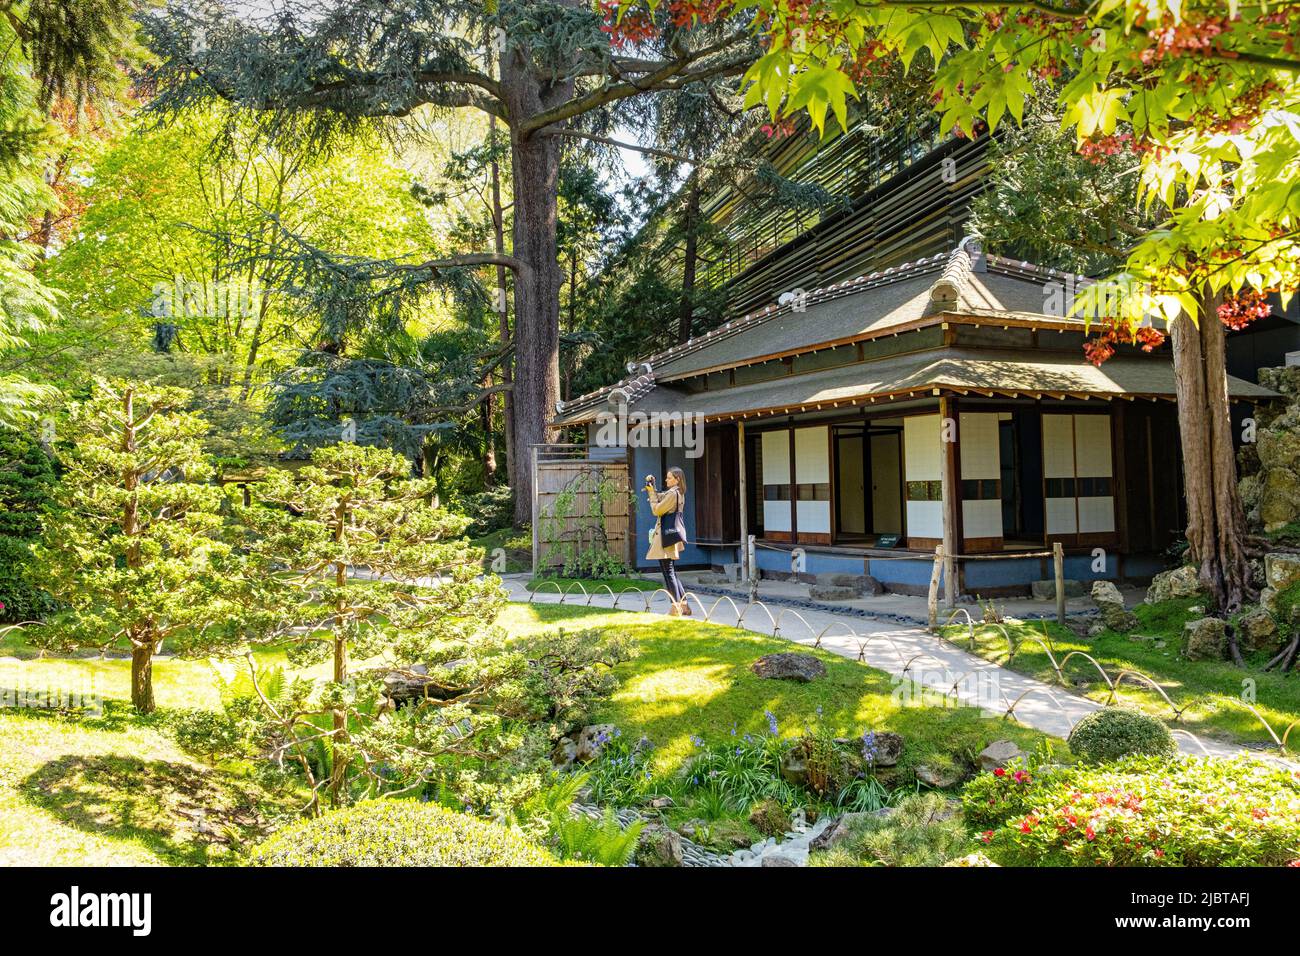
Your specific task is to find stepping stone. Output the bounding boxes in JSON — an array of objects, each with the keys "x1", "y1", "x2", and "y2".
[
  {"x1": 808, "y1": 584, "x2": 860, "y2": 601},
  {"x1": 751, "y1": 652, "x2": 826, "y2": 683}
]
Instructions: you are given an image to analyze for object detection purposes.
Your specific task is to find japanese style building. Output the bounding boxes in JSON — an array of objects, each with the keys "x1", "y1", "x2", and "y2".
[{"x1": 551, "y1": 241, "x2": 1277, "y2": 595}]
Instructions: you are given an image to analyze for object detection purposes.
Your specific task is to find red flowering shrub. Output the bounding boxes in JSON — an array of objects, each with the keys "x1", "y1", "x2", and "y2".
[{"x1": 962, "y1": 752, "x2": 1300, "y2": 866}]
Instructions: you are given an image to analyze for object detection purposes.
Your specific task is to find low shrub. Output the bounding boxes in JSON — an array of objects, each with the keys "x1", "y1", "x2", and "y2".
[
  {"x1": 962, "y1": 751, "x2": 1300, "y2": 866},
  {"x1": 251, "y1": 800, "x2": 563, "y2": 866},
  {"x1": 811, "y1": 793, "x2": 972, "y2": 867},
  {"x1": 1067, "y1": 708, "x2": 1177, "y2": 763},
  {"x1": 456, "y1": 486, "x2": 514, "y2": 538}
]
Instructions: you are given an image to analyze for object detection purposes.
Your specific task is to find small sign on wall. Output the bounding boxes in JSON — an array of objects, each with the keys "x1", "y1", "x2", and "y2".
[{"x1": 877, "y1": 533, "x2": 901, "y2": 548}]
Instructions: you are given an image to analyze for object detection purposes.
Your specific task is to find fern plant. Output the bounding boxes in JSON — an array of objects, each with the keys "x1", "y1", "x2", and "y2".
[{"x1": 549, "y1": 809, "x2": 643, "y2": 866}]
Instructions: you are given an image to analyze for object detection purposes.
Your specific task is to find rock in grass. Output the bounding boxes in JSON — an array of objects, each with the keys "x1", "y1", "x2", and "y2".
[
  {"x1": 945, "y1": 853, "x2": 999, "y2": 867},
  {"x1": 855, "y1": 730, "x2": 904, "y2": 768},
  {"x1": 751, "y1": 652, "x2": 826, "y2": 683},
  {"x1": 1237, "y1": 606, "x2": 1279, "y2": 652},
  {"x1": 1091, "y1": 580, "x2": 1138, "y2": 632},
  {"x1": 1183, "y1": 617, "x2": 1228, "y2": 661},
  {"x1": 1265, "y1": 553, "x2": 1300, "y2": 591},
  {"x1": 914, "y1": 764, "x2": 964, "y2": 789},
  {"x1": 552, "y1": 737, "x2": 578, "y2": 770},
  {"x1": 977, "y1": 740, "x2": 1024, "y2": 772},
  {"x1": 574, "y1": 724, "x2": 619, "y2": 762},
  {"x1": 1145, "y1": 565, "x2": 1204, "y2": 604},
  {"x1": 808, "y1": 584, "x2": 860, "y2": 601},
  {"x1": 748, "y1": 798, "x2": 792, "y2": 837},
  {"x1": 635, "y1": 823, "x2": 684, "y2": 867}
]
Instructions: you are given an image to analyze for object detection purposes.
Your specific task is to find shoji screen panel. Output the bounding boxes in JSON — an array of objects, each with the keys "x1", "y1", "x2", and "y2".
[
  {"x1": 1042, "y1": 412, "x2": 1116, "y2": 541},
  {"x1": 794, "y1": 426, "x2": 831, "y2": 539},
  {"x1": 760, "y1": 429, "x2": 792, "y2": 535},
  {"x1": 1074, "y1": 414, "x2": 1116, "y2": 534},
  {"x1": 1042, "y1": 414, "x2": 1078, "y2": 536},
  {"x1": 903, "y1": 414, "x2": 944, "y2": 543},
  {"x1": 959, "y1": 412, "x2": 1003, "y2": 547}
]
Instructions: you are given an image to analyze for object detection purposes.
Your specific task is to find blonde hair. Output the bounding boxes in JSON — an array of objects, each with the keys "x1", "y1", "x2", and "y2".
[{"x1": 668, "y1": 466, "x2": 687, "y2": 495}]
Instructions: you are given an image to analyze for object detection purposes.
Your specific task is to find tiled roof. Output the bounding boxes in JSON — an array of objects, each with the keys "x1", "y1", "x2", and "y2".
[
  {"x1": 552, "y1": 241, "x2": 1139, "y2": 426},
  {"x1": 554, "y1": 347, "x2": 1276, "y2": 426}
]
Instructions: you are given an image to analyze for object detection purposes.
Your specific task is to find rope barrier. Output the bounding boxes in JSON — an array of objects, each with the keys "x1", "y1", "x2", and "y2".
[{"x1": 750, "y1": 540, "x2": 1056, "y2": 561}]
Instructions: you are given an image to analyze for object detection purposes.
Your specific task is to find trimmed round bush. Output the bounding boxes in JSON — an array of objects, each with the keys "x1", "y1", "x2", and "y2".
[
  {"x1": 251, "y1": 800, "x2": 562, "y2": 867},
  {"x1": 1067, "y1": 708, "x2": 1177, "y2": 763}
]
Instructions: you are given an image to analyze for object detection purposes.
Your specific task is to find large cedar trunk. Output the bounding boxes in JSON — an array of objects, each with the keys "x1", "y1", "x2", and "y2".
[
  {"x1": 1169, "y1": 289, "x2": 1254, "y2": 653},
  {"x1": 131, "y1": 643, "x2": 155, "y2": 714},
  {"x1": 500, "y1": 51, "x2": 573, "y2": 527}
]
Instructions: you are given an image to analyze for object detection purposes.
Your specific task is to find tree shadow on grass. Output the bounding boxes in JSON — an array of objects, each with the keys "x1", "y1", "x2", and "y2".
[{"x1": 22, "y1": 754, "x2": 292, "y2": 866}]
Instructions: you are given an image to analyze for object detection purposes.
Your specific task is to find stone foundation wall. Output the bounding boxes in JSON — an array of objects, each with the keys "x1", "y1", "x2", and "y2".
[{"x1": 1239, "y1": 365, "x2": 1300, "y2": 533}]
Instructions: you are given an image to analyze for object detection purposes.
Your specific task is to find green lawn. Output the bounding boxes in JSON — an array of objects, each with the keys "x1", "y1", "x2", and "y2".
[
  {"x1": 1, "y1": 601, "x2": 1056, "y2": 866},
  {"x1": 501, "y1": 604, "x2": 1052, "y2": 782},
  {"x1": 0, "y1": 650, "x2": 314, "y2": 866},
  {"x1": 940, "y1": 598, "x2": 1300, "y2": 749}
]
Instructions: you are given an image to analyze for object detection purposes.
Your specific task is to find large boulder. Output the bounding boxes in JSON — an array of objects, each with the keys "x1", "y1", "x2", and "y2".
[
  {"x1": 635, "y1": 824, "x2": 684, "y2": 867},
  {"x1": 1145, "y1": 565, "x2": 1204, "y2": 604},
  {"x1": 748, "y1": 799, "x2": 792, "y2": 837},
  {"x1": 914, "y1": 764, "x2": 964, "y2": 789},
  {"x1": 751, "y1": 652, "x2": 827, "y2": 683},
  {"x1": 977, "y1": 740, "x2": 1024, "y2": 772},
  {"x1": 574, "y1": 724, "x2": 619, "y2": 762},
  {"x1": 1091, "y1": 580, "x2": 1137, "y2": 632},
  {"x1": 779, "y1": 747, "x2": 808, "y2": 788},
  {"x1": 1260, "y1": 470, "x2": 1300, "y2": 531},
  {"x1": 1258, "y1": 426, "x2": 1300, "y2": 473},
  {"x1": 1237, "y1": 606, "x2": 1279, "y2": 653},
  {"x1": 1184, "y1": 617, "x2": 1228, "y2": 661},
  {"x1": 1264, "y1": 553, "x2": 1300, "y2": 592},
  {"x1": 854, "y1": 730, "x2": 904, "y2": 768}
]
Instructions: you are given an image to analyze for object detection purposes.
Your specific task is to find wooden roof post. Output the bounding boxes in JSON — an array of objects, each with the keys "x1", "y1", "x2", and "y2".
[
  {"x1": 940, "y1": 394, "x2": 958, "y2": 607},
  {"x1": 737, "y1": 420, "x2": 748, "y2": 581}
]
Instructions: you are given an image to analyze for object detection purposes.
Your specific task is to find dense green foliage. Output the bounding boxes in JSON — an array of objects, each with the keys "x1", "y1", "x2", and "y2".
[
  {"x1": 251, "y1": 800, "x2": 562, "y2": 867},
  {"x1": 0, "y1": 431, "x2": 57, "y2": 621},
  {"x1": 725, "y1": 0, "x2": 1299, "y2": 328},
  {"x1": 1066, "y1": 708, "x2": 1178, "y2": 764},
  {"x1": 963, "y1": 751, "x2": 1300, "y2": 866}
]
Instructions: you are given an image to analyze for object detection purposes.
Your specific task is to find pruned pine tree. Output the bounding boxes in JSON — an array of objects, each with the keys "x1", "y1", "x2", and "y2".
[
  {"x1": 141, "y1": 0, "x2": 761, "y2": 524},
  {"x1": 31, "y1": 380, "x2": 240, "y2": 713},
  {"x1": 231, "y1": 442, "x2": 508, "y2": 809}
]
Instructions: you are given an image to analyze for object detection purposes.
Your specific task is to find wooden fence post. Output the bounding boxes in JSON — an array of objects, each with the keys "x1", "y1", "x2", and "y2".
[
  {"x1": 928, "y1": 545, "x2": 944, "y2": 632},
  {"x1": 747, "y1": 534, "x2": 758, "y2": 605},
  {"x1": 1053, "y1": 540, "x2": 1066, "y2": 625}
]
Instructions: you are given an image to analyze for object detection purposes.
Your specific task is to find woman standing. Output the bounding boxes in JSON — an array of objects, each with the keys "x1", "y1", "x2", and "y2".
[{"x1": 645, "y1": 466, "x2": 690, "y2": 616}]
